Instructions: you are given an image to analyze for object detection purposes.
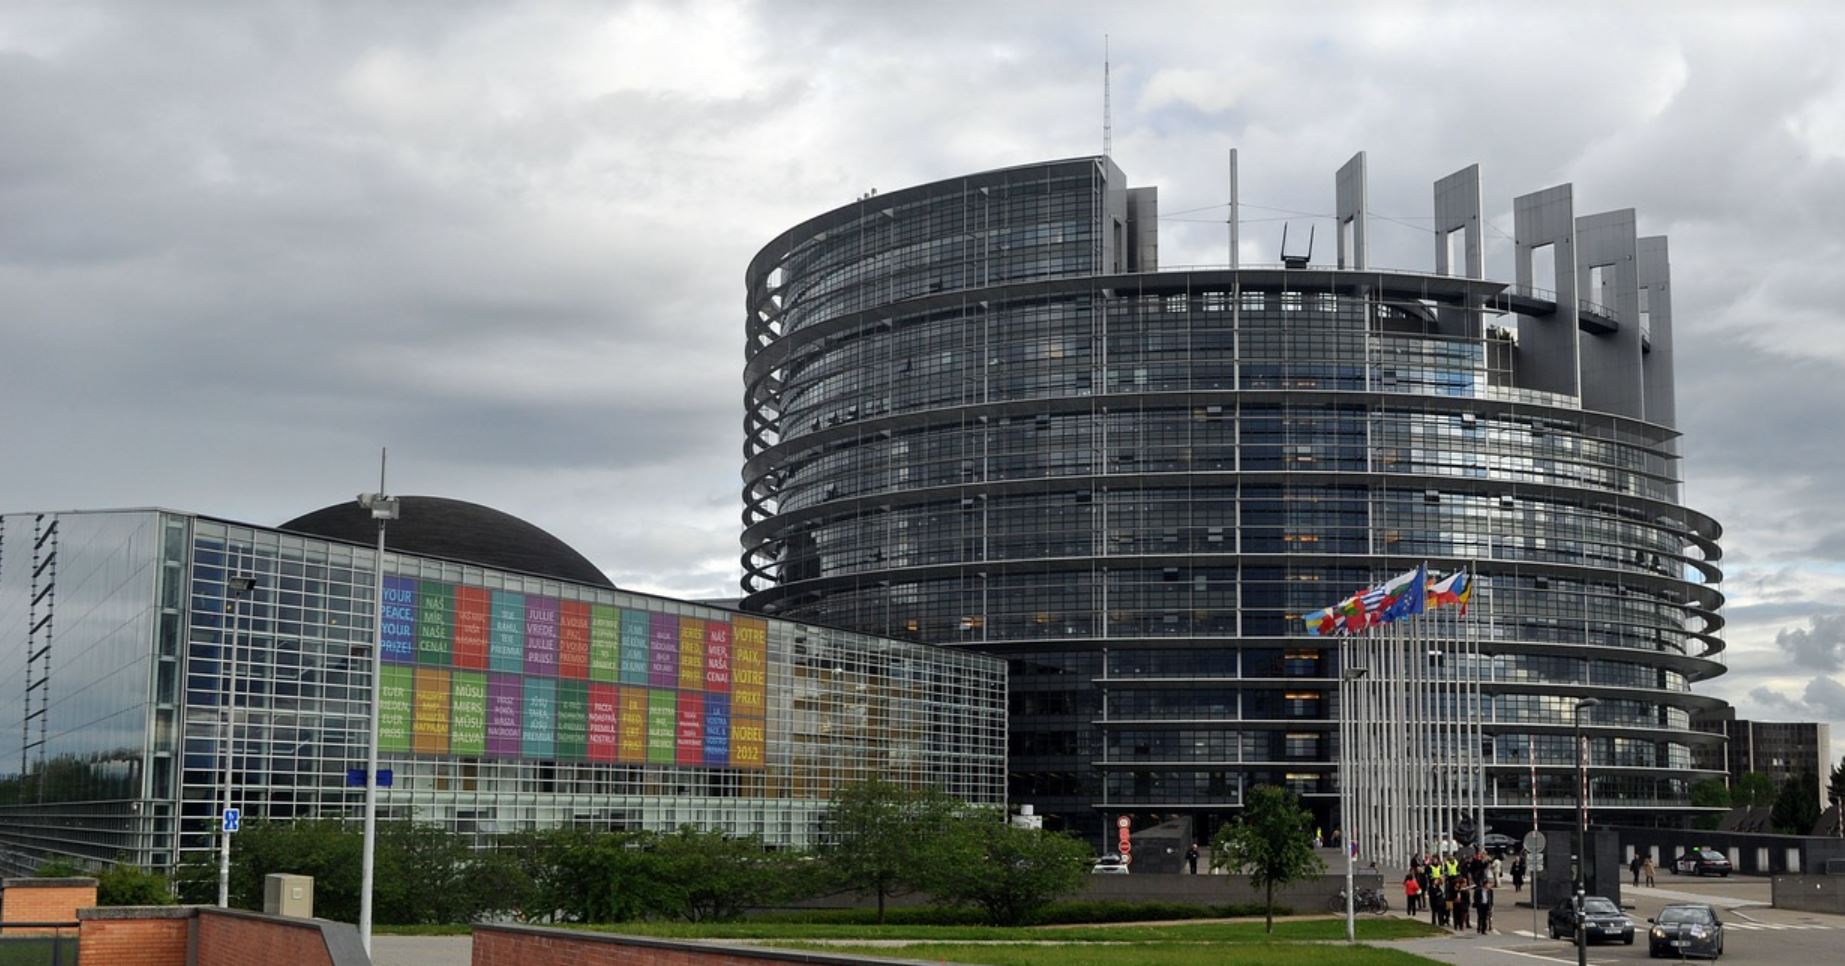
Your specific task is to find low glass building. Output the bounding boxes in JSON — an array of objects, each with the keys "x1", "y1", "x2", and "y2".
[{"x1": 0, "y1": 501, "x2": 1005, "y2": 876}]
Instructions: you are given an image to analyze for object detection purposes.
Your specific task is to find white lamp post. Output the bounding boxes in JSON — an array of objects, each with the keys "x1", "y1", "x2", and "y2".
[
  {"x1": 1341, "y1": 663, "x2": 1369, "y2": 943},
  {"x1": 217, "y1": 571, "x2": 257, "y2": 907},
  {"x1": 357, "y1": 453, "x2": 398, "y2": 955}
]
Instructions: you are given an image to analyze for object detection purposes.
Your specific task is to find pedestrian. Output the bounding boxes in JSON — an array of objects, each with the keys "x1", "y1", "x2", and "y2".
[
  {"x1": 1331, "y1": 827, "x2": 1342, "y2": 850},
  {"x1": 1490, "y1": 852, "x2": 1503, "y2": 886},
  {"x1": 1477, "y1": 880, "x2": 1495, "y2": 934},
  {"x1": 1186, "y1": 842, "x2": 1200, "y2": 874},
  {"x1": 1404, "y1": 871, "x2": 1421, "y2": 915},
  {"x1": 1510, "y1": 853, "x2": 1525, "y2": 893},
  {"x1": 1430, "y1": 874, "x2": 1448, "y2": 927},
  {"x1": 1452, "y1": 874, "x2": 1471, "y2": 932},
  {"x1": 1315, "y1": 827, "x2": 1325, "y2": 849},
  {"x1": 1630, "y1": 852, "x2": 1643, "y2": 886},
  {"x1": 1642, "y1": 854, "x2": 1656, "y2": 887}
]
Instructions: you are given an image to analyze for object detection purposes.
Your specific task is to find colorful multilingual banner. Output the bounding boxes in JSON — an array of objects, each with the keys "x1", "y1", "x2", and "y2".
[{"x1": 364, "y1": 575, "x2": 766, "y2": 770}]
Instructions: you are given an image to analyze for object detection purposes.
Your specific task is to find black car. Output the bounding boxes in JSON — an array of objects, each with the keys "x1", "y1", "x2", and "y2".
[
  {"x1": 1671, "y1": 848, "x2": 1732, "y2": 877},
  {"x1": 1548, "y1": 895, "x2": 1635, "y2": 944},
  {"x1": 1648, "y1": 903, "x2": 1723, "y2": 959},
  {"x1": 1482, "y1": 833, "x2": 1517, "y2": 856}
]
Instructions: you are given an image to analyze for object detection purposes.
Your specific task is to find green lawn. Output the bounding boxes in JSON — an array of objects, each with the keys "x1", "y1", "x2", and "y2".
[
  {"x1": 589, "y1": 918, "x2": 1441, "y2": 943},
  {"x1": 774, "y1": 942, "x2": 1441, "y2": 965}
]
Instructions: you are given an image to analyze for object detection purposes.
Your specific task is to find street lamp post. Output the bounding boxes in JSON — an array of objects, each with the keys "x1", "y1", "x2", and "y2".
[
  {"x1": 1573, "y1": 697, "x2": 1601, "y2": 966},
  {"x1": 216, "y1": 570, "x2": 257, "y2": 908},
  {"x1": 357, "y1": 453, "x2": 399, "y2": 956},
  {"x1": 1341, "y1": 663, "x2": 1370, "y2": 944}
]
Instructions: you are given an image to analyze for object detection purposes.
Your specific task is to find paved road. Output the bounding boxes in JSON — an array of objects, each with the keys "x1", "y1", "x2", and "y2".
[{"x1": 1393, "y1": 876, "x2": 1844, "y2": 965}]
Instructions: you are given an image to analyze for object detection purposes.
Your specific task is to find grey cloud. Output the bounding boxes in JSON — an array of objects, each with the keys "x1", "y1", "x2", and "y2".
[
  {"x1": 1749, "y1": 685, "x2": 1803, "y2": 713},
  {"x1": 1805, "y1": 676, "x2": 1845, "y2": 720},
  {"x1": 1773, "y1": 615, "x2": 1845, "y2": 672}
]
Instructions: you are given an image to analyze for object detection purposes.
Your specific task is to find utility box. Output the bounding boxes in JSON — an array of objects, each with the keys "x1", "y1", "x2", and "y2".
[{"x1": 264, "y1": 873, "x2": 313, "y2": 918}]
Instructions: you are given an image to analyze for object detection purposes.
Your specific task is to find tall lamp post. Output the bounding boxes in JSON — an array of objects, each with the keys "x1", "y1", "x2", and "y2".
[
  {"x1": 357, "y1": 455, "x2": 398, "y2": 955},
  {"x1": 1340, "y1": 664, "x2": 1370, "y2": 944},
  {"x1": 217, "y1": 571, "x2": 258, "y2": 907},
  {"x1": 1573, "y1": 697, "x2": 1601, "y2": 966}
]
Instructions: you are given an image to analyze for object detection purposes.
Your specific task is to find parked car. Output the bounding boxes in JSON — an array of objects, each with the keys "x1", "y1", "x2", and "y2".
[
  {"x1": 1648, "y1": 903, "x2": 1723, "y2": 959},
  {"x1": 1547, "y1": 895, "x2": 1634, "y2": 944},
  {"x1": 1091, "y1": 853, "x2": 1130, "y2": 875},
  {"x1": 1671, "y1": 848, "x2": 1732, "y2": 877},
  {"x1": 1482, "y1": 833, "x2": 1517, "y2": 856}
]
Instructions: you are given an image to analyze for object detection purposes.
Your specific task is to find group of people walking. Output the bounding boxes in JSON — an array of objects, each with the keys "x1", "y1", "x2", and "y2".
[{"x1": 1403, "y1": 848, "x2": 1503, "y2": 935}]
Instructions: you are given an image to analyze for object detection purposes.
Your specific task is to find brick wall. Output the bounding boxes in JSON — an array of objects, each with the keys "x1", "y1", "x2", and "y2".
[
  {"x1": 474, "y1": 924, "x2": 935, "y2": 966},
  {"x1": 71, "y1": 906, "x2": 369, "y2": 966},
  {"x1": 0, "y1": 877, "x2": 96, "y2": 934},
  {"x1": 77, "y1": 909, "x2": 189, "y2": 966},
  {"x1": 196, "y1": 908, "x2": 336, "y2": 966}
]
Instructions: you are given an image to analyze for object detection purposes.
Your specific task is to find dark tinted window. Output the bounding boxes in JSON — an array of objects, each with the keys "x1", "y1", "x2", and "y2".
[{"x1": 1658, "y1": 907, "x2": 1714, "y2": 924}]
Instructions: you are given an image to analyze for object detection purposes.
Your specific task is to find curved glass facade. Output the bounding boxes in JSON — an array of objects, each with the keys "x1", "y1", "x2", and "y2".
[{"x1": 743, "y1": 156, "x2": 1726, "y2": 840}]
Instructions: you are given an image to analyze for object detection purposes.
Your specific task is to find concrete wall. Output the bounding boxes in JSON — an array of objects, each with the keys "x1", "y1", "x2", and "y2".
[
  {"x1": 475, "y1": 924, "x2": 937, "y2": 966},
  {"x1": 1611, "y1": 827, "x2": 1845, "y2": 876},
  {"x1": 1772, "y1": 875, "x2": 1845, "y2": 915}
]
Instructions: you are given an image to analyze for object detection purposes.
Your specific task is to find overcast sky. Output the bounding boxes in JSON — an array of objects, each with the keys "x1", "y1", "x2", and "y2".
[{"x1": 3, "y1": 0, "x2": 1842, "y2": 767}]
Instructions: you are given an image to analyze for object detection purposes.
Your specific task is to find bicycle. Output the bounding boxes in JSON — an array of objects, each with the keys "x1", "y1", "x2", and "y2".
[{"x1": 1328, "y1": 887, "x2": 1391, "y2": 914}]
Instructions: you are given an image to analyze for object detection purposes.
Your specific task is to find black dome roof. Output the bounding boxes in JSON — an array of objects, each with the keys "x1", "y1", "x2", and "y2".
[{"x1": 279, "y1": 496, "x2": 615, "y2": 589}]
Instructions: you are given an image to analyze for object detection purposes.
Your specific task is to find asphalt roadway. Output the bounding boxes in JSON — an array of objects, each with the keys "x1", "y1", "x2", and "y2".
[{"x1": 1394, "y1": 874, "x2": 1844, "y2": 966}]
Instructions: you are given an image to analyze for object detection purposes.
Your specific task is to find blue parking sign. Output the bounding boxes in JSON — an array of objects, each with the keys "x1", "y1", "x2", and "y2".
[{"x1": 223, "y1": 807, "x2": 241, "y2": 833}]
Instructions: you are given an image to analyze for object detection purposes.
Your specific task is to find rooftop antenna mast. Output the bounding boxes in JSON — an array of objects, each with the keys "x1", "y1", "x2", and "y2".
[{"x1": 1103, "y1": 35, "x2": 1111, "y2": 158}]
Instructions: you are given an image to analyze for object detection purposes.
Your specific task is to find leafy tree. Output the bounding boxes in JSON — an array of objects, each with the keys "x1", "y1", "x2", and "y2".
[
  {"x1": 96, "y1": 861, "x2": 176, "y2": 905},
  {"x1": 917, "y1": 811, "x2": 1091, "y2": 926},
  {"x1": 1211, "y1": 785, "x2": 1326, "y2": 934},
  {"x1": 1770, "y1": 772, "x2": 1821, "y2": 836},
  {"x1": 1690, "y1": 779, "x2": 1731, "y2": 831},
  {"x1": 650, "y1": 827, "x2": 809, "y2": 922},
  {"x1": 1829, "y1": 756, "x2": 1845, "y2": 835},
  {"x1": 1734, "y1": 771, "x2": 1777, "y2": 808},
  {"x1": 821, "y1": 778, "x2": 961, "y2": 923}
]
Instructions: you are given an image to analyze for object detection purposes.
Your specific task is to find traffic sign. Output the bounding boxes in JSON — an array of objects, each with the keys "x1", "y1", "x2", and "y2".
[
  {"x1": 1527, "y1": 852, "x2": 1545, "y2": 873},
  {"x1": 223, "y1": 807, "x2": 241, "y2": 834},
  {"x1": 1523, "y1": 831, "x2": 1547, "y2": 854},
  {"x1": 1117, "y1": 816, "x2": 1131, "y2": 829}
]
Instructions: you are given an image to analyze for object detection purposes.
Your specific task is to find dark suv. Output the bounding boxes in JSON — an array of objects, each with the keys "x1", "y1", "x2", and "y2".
[
  {"x1": 1671, "y1": 849, "x2": 1732, "y2": 877},
  {"x1": 1548, "y1": 895, "x2": 1634, "y2": 944}
]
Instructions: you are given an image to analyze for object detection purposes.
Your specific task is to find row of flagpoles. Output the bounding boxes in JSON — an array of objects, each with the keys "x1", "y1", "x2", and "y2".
[{"x1": 1316, "y1": 564, "x2": 1485, "y2": 867}]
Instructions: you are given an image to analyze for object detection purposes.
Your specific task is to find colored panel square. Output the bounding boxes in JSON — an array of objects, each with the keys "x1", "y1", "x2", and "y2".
[
  {"x1": 558, "y1": 600, "x2": 591, "y2": 679},
  {"x1": 588, "y1": 605, "x2": 621, "y2": 683},
  {"x1": 416, "y1": 582, "x2": 454, "y2": 666},
  {"x1": 587, "y1": 682, "x2": 618, "y2": 762},
  {"x1": 676, "y1": 691, "x2": 705, "y2": 765},
  {"x1": 620, "y1": 609, "x2": 651, "y2": 684},
  {"x1": 379, "y1": 664, "x2": 414, "y2": 753},
  {"x1": 703, "y1": 692, "x2": 729, "y2": 766},
  {"x1": 489, "y1": 591, "x2": 525, "y2": 674},
  {"x1": 413, "y1": 667, "x2": 451, "y2": 755},
  {"x1": 450, "y1": 671, "x2": 487, "y2": 756},
  {"x1": 731, "y1": 716, "x2": 765, "y2": 768},
  {"x1": 487, "y1": 674, "x2": 522, "y2": 758},
  {"x1": 524, "y1": 596, "x2": 559, "y2": 676},
  {"x1": 648, "y1": 613, "x2": 678, "y2": 688},
  {"x1": 381, "y1": 576, "x2": 417, "y2": 663},
  {"x1": 646, "y1": 689, "x2": 676, "y2": 763},
  {"x1": 704, "y1": 620, "x2": 731, "y2": 693},
  {"x1": 453, "y1": 587, "x2": 491, "y2": 671},
  {"x1": 522, "y1": 677, "x2": 556, "y2": 759},
  {"x1": 618, "y1": 686, "x2": 649, "y2": 763},
  {"x1": 731, "y1": 618, "x2": 767, "y2": 718},
  {"x1": 556, "y1": 679, "x2": 588, "y2": 760},
  {"x1": 678, "y1": 617, "x2": 705, "y2": 691}
]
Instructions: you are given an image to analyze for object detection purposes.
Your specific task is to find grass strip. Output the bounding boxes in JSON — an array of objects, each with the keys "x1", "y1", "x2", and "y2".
[
  {"x1": 774, "y1": 941, "x2": 1444, "y2": 965},
  {"x1": 582, "y1": 917, "x2": 1441, "y2": 943}
]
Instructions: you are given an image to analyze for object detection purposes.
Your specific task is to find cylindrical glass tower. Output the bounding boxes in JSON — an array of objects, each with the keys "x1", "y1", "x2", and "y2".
[{"x1": 742, "y1": 155, "x2": 1726, "y2": 842}]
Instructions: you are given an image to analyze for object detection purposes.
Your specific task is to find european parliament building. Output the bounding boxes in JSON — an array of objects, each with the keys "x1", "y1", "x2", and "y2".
[
  {"x1": 0, "y1": 500, "x2": 1005, "y2": 875},
  {"x1": 740, "y1": 153, "x2": 1729, "y2": 841}
]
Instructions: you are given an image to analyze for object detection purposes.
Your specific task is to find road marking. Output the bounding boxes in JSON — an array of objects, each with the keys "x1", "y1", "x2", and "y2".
[{"x1": 1486, "y1": 948, "x2": 1620, "y2": 966}]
